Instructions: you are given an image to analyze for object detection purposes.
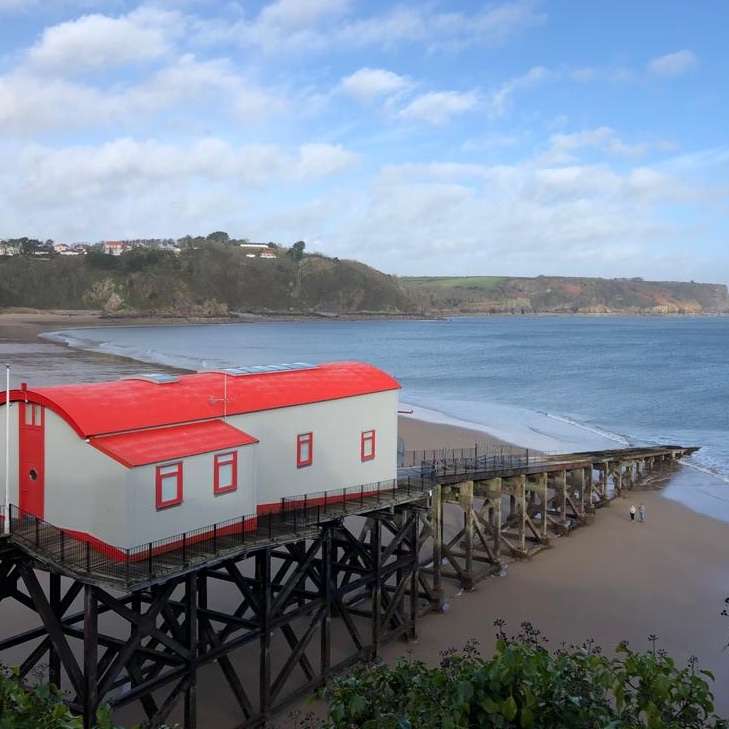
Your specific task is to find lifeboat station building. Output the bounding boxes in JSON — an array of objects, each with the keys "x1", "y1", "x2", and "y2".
[{"x1": 0, "y1": 362, "x2": 399, "y2": 552}]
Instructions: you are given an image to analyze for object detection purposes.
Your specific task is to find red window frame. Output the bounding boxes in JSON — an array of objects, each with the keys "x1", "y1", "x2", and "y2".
[
  {"x1": 297, "y1": 432, "x2": 313, "y2": 468},
  {"x1": 361, "y1": 429, "x2": 376, "y2": 462},
  {"x1": 155, "y1": 462, "x2": 183, "y2": 510},
  {"x1": 214, "y1": 451, "x2": 238, "y2": 495}
]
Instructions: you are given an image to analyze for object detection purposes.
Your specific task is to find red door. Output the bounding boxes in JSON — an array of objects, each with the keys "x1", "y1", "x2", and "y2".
[{"x1": 19, "y1": 402, "x2": 44, "y2": 519}]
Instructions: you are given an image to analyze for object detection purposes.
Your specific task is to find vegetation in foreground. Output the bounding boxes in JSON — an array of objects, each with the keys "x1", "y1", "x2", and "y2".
[
  {"x1": 1, "y1": 622, "x2": 726, "y2": 728},
  {"x1": 311, "y1": 623, "x2": 727, "y2": 729}
]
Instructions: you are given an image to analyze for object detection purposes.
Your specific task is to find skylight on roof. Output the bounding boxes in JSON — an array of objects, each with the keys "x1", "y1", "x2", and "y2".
[
  {"x1": 121, "y1": 373, "x2": 179, "y2": 384},
  {"x1": 199, "y1": 363, "x2": 316, "y2": 377}
]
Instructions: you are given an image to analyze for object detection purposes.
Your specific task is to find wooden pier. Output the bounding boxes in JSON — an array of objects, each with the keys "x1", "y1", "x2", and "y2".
[{"x1": 0, "y1": 444, "x2": 695, "y2": 728}]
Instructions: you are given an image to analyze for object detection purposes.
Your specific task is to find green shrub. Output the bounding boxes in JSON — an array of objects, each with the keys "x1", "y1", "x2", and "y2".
[{"x1": 318, "y1": 623, "x2": 728, "y2": 729}]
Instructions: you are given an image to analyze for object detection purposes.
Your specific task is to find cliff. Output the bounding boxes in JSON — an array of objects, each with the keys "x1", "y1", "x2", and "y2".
[{"x1": 403, "y1": 275, "x2": 729, "y2": 315}]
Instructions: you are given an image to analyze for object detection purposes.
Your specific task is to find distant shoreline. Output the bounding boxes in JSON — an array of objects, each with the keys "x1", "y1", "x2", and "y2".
[{"x1": 1, "y1": 307, "x2": 727, "y2": 343}]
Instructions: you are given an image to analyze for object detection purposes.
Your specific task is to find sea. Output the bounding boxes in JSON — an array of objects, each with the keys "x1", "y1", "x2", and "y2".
[{"x1": 40, "y1": 315, "x2": 729, "y2": 522}]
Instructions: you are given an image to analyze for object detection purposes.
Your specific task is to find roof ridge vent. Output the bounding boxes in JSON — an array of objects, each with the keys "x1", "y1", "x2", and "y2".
[{"x1": 121, "y1": 373, "x2": 179, "y2": 385}]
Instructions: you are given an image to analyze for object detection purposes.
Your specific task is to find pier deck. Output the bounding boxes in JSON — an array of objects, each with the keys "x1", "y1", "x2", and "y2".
[{"x1": 0, "y1": 444, "x2": 696, "y2": 729}]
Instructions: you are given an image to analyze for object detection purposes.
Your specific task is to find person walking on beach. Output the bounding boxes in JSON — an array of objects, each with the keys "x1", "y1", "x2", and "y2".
[
  {"x1": 638, "y1": 503, "x2": 646, "y2": 523},
  {"x1": 629, "y1": 504, "x2": 636, "y2": 522}
]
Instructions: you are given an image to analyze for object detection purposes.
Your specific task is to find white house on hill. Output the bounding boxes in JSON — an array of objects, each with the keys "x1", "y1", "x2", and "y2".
[{"x1": 0, "y1": 362, "x2": 399, "y2": 550}]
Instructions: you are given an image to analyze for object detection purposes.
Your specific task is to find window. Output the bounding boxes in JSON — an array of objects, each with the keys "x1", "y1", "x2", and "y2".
[
  {"x1": 156, "y1": 462, "x2": 183, "y2": 509},
  {"x1": 24, "y1": 404, "x2": 43, "y2": 427},
  {"x1": 297, "y1": 432, "x2": 313, "y2": 468},
  {"x1": 214, "y1": 451, "x2": 238, "y2": 495},
  {"x1": 361, "y1": 430, "x2": 376, "y2": 462}
]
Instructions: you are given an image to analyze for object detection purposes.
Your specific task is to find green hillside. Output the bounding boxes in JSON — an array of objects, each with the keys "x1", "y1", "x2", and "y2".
[
  {"x1": 0, "y1": 244, "x2": 415, "y2": 316},
  {"x1": 403, "y1": 275, "x2": 729, "y2": 315},
  {"x1": 1, "y1": 239, "x2": 727, "y2": 317}
]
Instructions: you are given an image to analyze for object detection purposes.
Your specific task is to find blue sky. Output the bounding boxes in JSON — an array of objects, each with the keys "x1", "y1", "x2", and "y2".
[{"x1": 1, "y1": 1, "x2": 727, "y2": 281}]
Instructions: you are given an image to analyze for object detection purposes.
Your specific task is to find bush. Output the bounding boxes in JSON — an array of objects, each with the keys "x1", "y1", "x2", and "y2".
[{"x1": 318, "y1": 623, "x2": 728, "y2": 729}]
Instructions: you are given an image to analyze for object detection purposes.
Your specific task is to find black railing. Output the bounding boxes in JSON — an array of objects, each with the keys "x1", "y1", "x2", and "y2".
[
  {"x1": 400, "y1": 445, "x2": 535, "y2": 478},
  {"x1": 6, "y1": 475, "x2": 432, "y2": 587}
]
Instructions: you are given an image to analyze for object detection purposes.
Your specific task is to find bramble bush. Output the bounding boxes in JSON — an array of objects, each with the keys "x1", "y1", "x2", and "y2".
[
  {"x1": 0, "y1": 665, "x2": 177, "y2": 729},
  {"x1": 0, "y1": 665, "x2": 117, "y2": 729},
  {"x1": 316, "y1": 622, "x2": 728, "y2": 729}
]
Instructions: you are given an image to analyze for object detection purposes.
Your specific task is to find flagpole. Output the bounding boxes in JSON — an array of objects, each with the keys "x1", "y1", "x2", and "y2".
[{"x1": 4, "y1": 364, "x2": 9, "y2": 535}]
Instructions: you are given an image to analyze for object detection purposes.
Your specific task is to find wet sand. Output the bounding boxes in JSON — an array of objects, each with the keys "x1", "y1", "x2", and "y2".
[
  {"x1": 398, "y1": 412, "x2": 517, "y2": 452},
  {"x1": 1, "y1": 319, "x2": 728, "y2": 723}
]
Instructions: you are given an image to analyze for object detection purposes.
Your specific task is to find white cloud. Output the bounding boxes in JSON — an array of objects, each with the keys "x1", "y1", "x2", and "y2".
[
  {"x1": 203, "y1": 0, "x2": 543, "y2": 53},
  {"x1": 340, "y1": 67, "x2": 410, "y2": 101},
  {"x1": 398, "y1": 90, "x2": 478, "y2": 125},
  {"x1": 648, "y1": 50, "x2": 698, "y2": 77},
  {"x1": 0, "y1": 137, "x2": 358, "y2": 240},
  {"x1": 295, "y1": 143, "x2": 359, "y2": 178},
  {"x1": 543, "y1": 127, "x2": 674, "y2": 164},
  {"x1": 322, "y1": 157, "x2": 706, "y2": 276},
  {"x1": 1, "y1": 137, "x2": 357, "y2": 215},
  {"x1": 27, "y1": 8, "x2": 183, "y2": 72},
  {"x1": 488, "y1": 65, "x2": 550, "y2": 117},
  {"x1": 0, "y1": 55, "x2": 285, "y2": 134},
  {"x1": 257, "y1": 0, "x2": 351, "y2": 30}
]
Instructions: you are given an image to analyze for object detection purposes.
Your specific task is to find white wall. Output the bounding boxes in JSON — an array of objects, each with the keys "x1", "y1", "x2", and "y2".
[
  {"x1": 228, "y1": 390, "x2": 399, "y2": 507},
  {"x1": 125, "y1": 445, "x2": 257, "y2": 546},
  {"x1": 44, "y1": 409, "x2": 130, "y2": 546},
  {"x1": 0, "y1": 402, "x2": 19, "y2": 510}
]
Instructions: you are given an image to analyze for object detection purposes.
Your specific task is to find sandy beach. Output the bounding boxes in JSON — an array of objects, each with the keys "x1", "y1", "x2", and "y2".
[{"x1": 1, "y1": 315, "x2": 728, "y2": 723}]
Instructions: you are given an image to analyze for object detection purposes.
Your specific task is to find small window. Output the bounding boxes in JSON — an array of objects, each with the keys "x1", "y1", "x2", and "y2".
[
  {"x1": 156, "y1": 462, "x2": 183, "y2": 509},
  {"x1": 214, "y1": 451, "x2": 238, "y2": 495},
  {"x1": 24, "y1": 404, "x2": 42, "y2": 427},
  {"x1": 297, "y1": 432, "x2": 313, "y2": 468},
  {"x1": 361, "y1": 430, "x2": 376, "y2": 462}
]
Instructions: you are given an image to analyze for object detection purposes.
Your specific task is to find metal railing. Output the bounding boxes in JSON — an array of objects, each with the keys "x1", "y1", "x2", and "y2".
[
  {"x1": 7, "y1": 475, "x2": 432, "y2": 587},
  {"x1": 400, "y1": 444, "x2": 534, "y2": 478}
]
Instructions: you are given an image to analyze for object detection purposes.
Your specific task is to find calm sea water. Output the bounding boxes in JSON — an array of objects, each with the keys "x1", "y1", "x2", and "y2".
[{"x1": 44, "y1": 316, "x2": 729, "y2": 519}]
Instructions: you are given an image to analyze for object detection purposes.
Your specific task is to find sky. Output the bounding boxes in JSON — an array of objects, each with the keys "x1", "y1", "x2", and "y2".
[{"x1": 0, "y1": 1, "x2": 728, "y2": 281}]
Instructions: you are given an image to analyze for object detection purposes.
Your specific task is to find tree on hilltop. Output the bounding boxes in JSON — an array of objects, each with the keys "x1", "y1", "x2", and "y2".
[{"x1": 288, "y1": 240, "x2": 306, "y2": 262}]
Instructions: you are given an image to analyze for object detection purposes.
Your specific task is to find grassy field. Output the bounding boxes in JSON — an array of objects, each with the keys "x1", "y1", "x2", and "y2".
[{"x1": 402, "y1": 276, "x2": 508, "y2": 290}]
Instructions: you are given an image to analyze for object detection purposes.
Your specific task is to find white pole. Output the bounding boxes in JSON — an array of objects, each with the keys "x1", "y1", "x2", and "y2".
[{"x1": 4, "y1": 365, "x2": 9, "y2": 534}]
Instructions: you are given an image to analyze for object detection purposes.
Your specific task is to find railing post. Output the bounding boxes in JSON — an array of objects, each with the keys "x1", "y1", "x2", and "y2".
[
  {"x1": 213, "y1": 524, "x2": 218, "y2": 555},
  {"x1": 317, "y1": 504, "x2": 321, "y2": 524},
  {"x1": 86, "y1": 541, "x2": 91, "y2": 573},
  {"x1": 125, "y1": 550, "x2": 130, "y2": 585},
  {"x1": 360, "y1": 484, "x2": 364, "y2": 504},
  {"x1": 241, "y1": 516, "x2": 246, "y2": 544},
  {"x1": 182, "y1": 533, "x2": 187, "y2": 566},
  {"x1": 148, "y1": 542, "x2": 153, "y2": 580},
  {"x1": 60, "y1": 529, "x2": 65, "y2": 563},
  {"x1": 342, "y1": 488, "x2": 347, "y2": 513},
  {"x1": 323, "y1": 491, "x2": 328, "y2": 513},
  {"x1": 268, "y1": 512, "x2": 272, "y2": 540}
]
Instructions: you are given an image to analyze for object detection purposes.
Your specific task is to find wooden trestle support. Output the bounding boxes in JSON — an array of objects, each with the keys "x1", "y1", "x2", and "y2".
[
  {"x1": 0, "y1": 446, "x2": 691, "y2": 727},
  {"x1": 416, "y1": 448, "x2": 687, "y2": 608},
  {"x1": 0, "y1": 506, "x2": 420, "y2": 729}
]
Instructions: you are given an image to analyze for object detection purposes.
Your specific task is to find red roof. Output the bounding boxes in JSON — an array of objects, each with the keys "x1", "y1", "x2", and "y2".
[
  {"x1": 91, "y1": 419, "x2": 258, "y2": 468},
  {"x1": 3, "y1": 361, "x2": 399, "y2": 437}
]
